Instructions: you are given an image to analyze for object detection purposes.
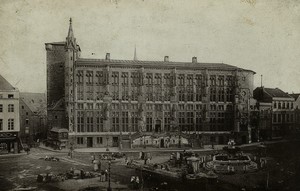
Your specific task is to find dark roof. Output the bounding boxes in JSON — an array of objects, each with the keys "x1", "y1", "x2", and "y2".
[
  {"x1": 0, "y1": 74, "x2": 15, "y2": 91},
  {"x1": 20, "y1": 92, "x2": 46, "y2": 115},
  {"x1": 50, "y1": 127, "x2": 68, "y2": 133},
  {"x1": 290, "y1": 94, "x2": 300, "y2": 100},
  {"x1": 76, "y1": 58, "x2": 255, "y2": 72},
  {"x1": 264, "y1": 88, "x2": 293, "y2": 98}
]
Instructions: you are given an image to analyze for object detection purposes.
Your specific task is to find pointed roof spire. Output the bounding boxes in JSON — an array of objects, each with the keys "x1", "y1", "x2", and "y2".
[
  {"x1": 67, "y1": 17, "x2": 74, "y2": 39},
  {"x1": 133, "y1": 45, "x2": 137, "y2": 61}
]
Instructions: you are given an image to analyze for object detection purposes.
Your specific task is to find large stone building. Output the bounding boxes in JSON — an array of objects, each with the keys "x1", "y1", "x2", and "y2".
[
  {"x1": 0, "y1": 74, "x2": 20, "y2": 153},
  {"x1": 254, "y1": 87, "x2": 295, "y2": 139},
  {"x1": 45, "y1": 19, "x2": 255, "y2": 148}
]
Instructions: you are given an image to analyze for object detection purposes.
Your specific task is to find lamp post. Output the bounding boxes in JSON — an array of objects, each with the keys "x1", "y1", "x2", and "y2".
[
  {"x1": 106, "y1": 135, "x2": 109, "y2": 151},
  {"x1": 178, "y1": 125, "x2": 182, "y2": 148},
  {"x1": 107, "y1": 160, "x2": 112, "y2": 191}
]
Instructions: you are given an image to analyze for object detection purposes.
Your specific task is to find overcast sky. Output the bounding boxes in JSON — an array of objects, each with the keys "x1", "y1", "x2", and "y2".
[{"x1": 0, "y1": 0, "x2": 299, "y2": 93}]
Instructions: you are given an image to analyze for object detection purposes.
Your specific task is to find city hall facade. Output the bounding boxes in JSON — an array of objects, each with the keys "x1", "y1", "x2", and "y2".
[{"x1": 46, "y1": 19, "x2": 255, "y2": 148}]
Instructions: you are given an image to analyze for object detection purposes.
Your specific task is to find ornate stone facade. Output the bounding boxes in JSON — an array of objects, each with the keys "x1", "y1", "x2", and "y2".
[{"x1": 45, "y1": 19, "x2": 255, "y2": 148}]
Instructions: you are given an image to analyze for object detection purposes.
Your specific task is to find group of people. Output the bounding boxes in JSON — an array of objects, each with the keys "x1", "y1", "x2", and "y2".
[
  {"x1": 170, "y1": 151, "x2": 185, "y2": 167},
  {"x1": 91, "y1": 154, "x2": 109, "y2": 182},
  {"x1": 138, "y1": 151, "x2": 152, "y2": 165},
  {"x1": 130, "y1": 176, "x2": 140, "y2": 189}
]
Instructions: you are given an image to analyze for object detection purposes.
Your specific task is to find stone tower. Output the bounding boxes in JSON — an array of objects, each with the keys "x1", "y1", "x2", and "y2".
[{"x1": 45, "y1": 18, "x2": 80, "y2": 132}]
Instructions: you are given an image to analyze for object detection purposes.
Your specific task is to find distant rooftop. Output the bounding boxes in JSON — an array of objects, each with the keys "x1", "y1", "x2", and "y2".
[
  {"x1": 0, "y1": 74, "x2": 15, "y2": 91},
  {"x1": 289, "y1": 93, "x2": 300, "y2": 100},
  {"x1": 20, "y1": 92, "x2": 46, "y2": 114},
  {"x1": 264, "y1": 88, "x2": 292, "y2": 98}
]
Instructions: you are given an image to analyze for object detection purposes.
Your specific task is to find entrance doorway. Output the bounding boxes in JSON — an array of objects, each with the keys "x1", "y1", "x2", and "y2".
[
  {"x1": 87, "y1": 137, "x2": 93, "y2": 148},
  {"x1": 112, "y1": 137, "x2": 119, "y2": 147},
  {"x1": 160, "y1": 139, "x2": 164, "y2": 148},
  {"x1": 242, "y1": 136, "x2": 247, "y2": 144},
  {"x1": 219, "y1": 136, "x2": 224, "y2": 144}
]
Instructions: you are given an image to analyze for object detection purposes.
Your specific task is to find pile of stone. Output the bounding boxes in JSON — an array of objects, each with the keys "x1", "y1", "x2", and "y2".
[{"x1": 37, "y1": 168, "x2": 100, "y2": 183}]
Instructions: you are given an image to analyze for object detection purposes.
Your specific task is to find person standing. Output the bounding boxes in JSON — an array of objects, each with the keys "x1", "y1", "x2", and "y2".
[
  {"x1": 98, "y1": 160, "x2": 102, "y2": 172},
  {"x1": 93, "y1": 159, "x2": 99, "y2": 172},
  {"x1": 69, "y1": 144, "x2": 74, "y2": 158}
]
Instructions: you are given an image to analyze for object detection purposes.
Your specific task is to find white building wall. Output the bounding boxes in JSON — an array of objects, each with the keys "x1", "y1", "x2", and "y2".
[{"x1": 0, "y1": 90, "x2": 20, "y2": 132}]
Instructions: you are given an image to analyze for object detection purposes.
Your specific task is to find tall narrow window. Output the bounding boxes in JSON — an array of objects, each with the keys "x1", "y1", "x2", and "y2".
[
  {"x1": 146, "y1": 112, "x2": 153, "y2": 132},
  {"x1": 131, "y1": 73, "x2": 138, "y2": 101},
  {"x1": 8, "y1": 104, "x2": 14, "y2": 112},
  {"x1": 96, "y1": 112, "x2": 104, "y2": 132},
  {"x1": 164, "y1": 112, "x2": 171, "y2": 132},
  {"x1": 218, "y1": 89, "x2": 225, "y2": 102},
  {"x1": 154, "y1": 73, "x2": 162, "y2": 85},
  {"x1": 86, "y1": 112, "x2": 93, "y2": 132},
  {"x1": 178, "y1": 74, "x2": 185, "y2": 86},
  {"x1": 86, "y1": 71, "x2": 93, "y2": 85},
  {"x1": 186, "y1": 87, "x2": 193, "y2": 101},
  {"x1": 210, "y1": 75, "x2": 216, "y2": 86},
  {"x1": 210, "y1": 88, "x2": 216, "y2": 102},
  {"x1": 179, "y1": 112, "x2": 185, "y2": 132},
  {"x1": 112, "y1": 72, "x2": 119, "y2": 85},
  {"x1": 187, "y1": 112, "x2": 194, "y2": 132},
  {"x1": 8, "y1": 119, "x2": 14, "y2": 130},
  {"x1": 179, "y1": 89, "x2": 185, "y2": 102},
  {"x1": 77, "y1": 71, "x2": 83, "y2": 84},
  {"x1": 196, "y1": 112, "x2": 202, "y2": 131},
  {"x1": 0, "y1": 119, "x2": 3, "y2": 131},
  {"x1": 112, "y1": 112, "x2": 120, "y2": 132},
  {"x1": 77, "y1": 111, "x2": 84, "y2": 132},
  {"x1": 122, "y1": 112, "x2": 129, "y2": 132},
  {"x1": 131, "y1": 112, "x2": 139, "y2": 132},
  {"x1": 121, "y1": 72, "x2": 128, "y2": 85},
  {"x1": 218, "y1": 76, "x2": 224, "y2": 86}
]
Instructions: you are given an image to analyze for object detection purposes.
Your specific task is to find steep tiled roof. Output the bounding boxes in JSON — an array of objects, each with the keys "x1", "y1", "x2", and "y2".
[
  {"x1": 264, "y1": 88, "x2": 293, "y2": 98},
  {"x1": 0, "y1": 74, "x2": 15, "y2": 91},
  {"x1": 20, "y1": 92, "x2": 46, "y2": 115},
  {"x1": 76, "y1": 58, "x2": 255, "y2": 72}
]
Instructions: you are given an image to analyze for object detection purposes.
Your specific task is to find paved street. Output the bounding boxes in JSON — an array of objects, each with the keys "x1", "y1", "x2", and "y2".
[
  {"x1": 0, "y1": 148, "x2": 130, "y2": 191},
  {"x1": 1, "y1": 140, "x2": 300, "y2": 191}
]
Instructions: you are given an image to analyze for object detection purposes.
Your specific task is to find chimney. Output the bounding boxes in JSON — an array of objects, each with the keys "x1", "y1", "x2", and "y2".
[
  {"x1": 105, "y1": 53, "x2": 110, "y2": 60},
  {"x1": 192, "y1": 56, "x2": 197, "y2": 63},
  {"x1": 164, "y1": 56, "x2": 169, "y2": 62}
]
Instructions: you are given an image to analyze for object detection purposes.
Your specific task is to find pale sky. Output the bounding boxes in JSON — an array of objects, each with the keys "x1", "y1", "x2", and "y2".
[{"x1": 0, "y1": 0, "x2": 299, "y2": 93}]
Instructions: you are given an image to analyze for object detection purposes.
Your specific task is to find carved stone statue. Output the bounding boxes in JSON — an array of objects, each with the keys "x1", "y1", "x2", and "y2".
[{"x1": 103, "y1": 103, "x2": 110, "y2": 120}]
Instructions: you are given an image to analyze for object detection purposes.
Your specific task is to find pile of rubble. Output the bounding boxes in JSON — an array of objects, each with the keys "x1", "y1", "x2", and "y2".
[
  {"x1": 36, "y1": 168, "x2": 100, "y2": 183},
  {"x1": 38, "y1": 156, "x2": 60, "y2": 161}
]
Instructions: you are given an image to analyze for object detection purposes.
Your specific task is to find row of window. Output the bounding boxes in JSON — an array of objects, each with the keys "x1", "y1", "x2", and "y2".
[
  {"x1": 273, "y1": 101, "x2": 294, "y2": 110},
  {"x1": 0, "y1": 104, "x2": 14, "y2": 112},
  {"x1": 0, "y1": 94, "x2": 14, "y2": 99},
  {"x1": 76, "y1": 89, "x2": 235, "y2": 102},
  {"x1": 273, "y1": 113, "x2": 294, "y2": 123},
  {"x1": 76, "y1": 110, "x2": 225, "y2": 133},
  {"x1": 0, "y1": 119, "x2": 14, "y2": 131},
  {"x1": 76, "y1": 71, "x2": 237, "y2": 87},
  {"x1": 76, "y1": 137, "x2": 104, "y2": 145},
  {"x1": 76, "y1": 103, "x2": 233, "y2": 112}
]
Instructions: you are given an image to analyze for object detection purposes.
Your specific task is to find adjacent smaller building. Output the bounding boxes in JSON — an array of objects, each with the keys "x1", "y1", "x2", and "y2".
[
  {"x1": 0, "y1": 74, "x2": 20, "y2": 153},
  {"x1": 254, "y1": 87, "x2": 295, "y2": 140},
  {"x1": 19, "y1": 93, "x2": 46, "y2": 145},
  {"x1": 289, "y1": 94, "x2": 300, "y2": 133}
]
